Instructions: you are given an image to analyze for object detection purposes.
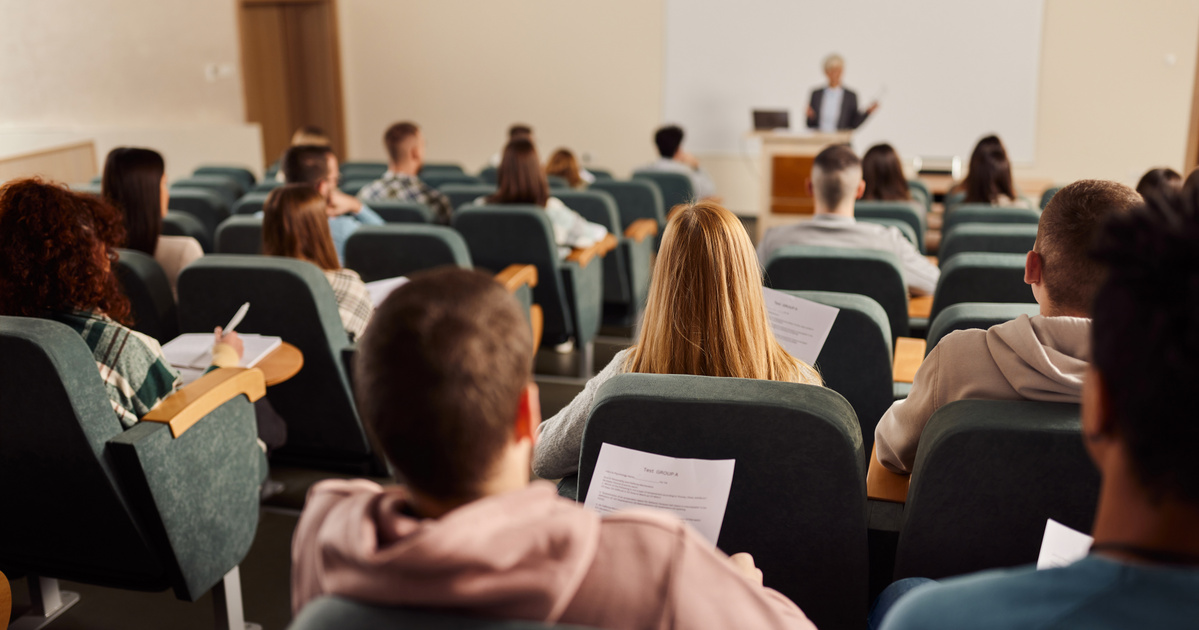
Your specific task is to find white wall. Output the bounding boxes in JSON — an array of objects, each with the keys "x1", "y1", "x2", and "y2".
[{"x1": 0, "y1": 0, "x2": 261, "y2": 180}]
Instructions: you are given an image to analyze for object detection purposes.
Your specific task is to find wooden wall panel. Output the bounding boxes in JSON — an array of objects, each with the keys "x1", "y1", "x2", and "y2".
[{"x1": 0, "y1": 141, "x2": 97, "y2": 185}]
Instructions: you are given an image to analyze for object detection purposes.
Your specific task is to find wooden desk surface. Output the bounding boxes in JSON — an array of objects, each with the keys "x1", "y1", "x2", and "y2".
[
  {"x1": 893, "y1": 337, "x2": 927, "y2": 384},
  {"x1": 256, "y1": 342, "x2": 303, "y2": 387},
  {"x1": 867, "y1": 444, "x2": 911, "y2": 504},
  {"x1": 908, "y1": 295, "x2": 933, "y2": 319}
]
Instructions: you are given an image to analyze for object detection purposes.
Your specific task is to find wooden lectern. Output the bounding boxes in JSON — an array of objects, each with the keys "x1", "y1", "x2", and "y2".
[{"x1": 751, "y1": 130, "x2": 852, "y2": 238}]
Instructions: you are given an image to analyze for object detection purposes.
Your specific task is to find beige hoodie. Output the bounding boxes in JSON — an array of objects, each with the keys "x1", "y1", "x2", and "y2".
[
  {"x1": 292, "y1": 479, "x2": 814, "y2": 629},
  {"x1": 875, "y1": 314, "x2": 1090, "y2": 473}
]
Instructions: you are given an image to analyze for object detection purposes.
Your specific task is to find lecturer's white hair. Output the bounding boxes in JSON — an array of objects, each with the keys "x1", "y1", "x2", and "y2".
[{"x1": 823, "y1": 54, "x2": 844, "y2": 72}]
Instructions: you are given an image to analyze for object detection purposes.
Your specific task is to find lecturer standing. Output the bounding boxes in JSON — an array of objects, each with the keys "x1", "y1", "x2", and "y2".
[{"x1": 806, "y1": 54, "x2": 879, "y2": 132}]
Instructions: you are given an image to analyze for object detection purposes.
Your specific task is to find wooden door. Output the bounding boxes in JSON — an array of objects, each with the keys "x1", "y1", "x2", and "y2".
[{"x1": 238, "y1": 0, "x2": 346, "y2": 167}]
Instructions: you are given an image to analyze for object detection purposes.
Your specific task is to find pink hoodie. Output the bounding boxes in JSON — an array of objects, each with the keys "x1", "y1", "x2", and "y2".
[
  {"x1": 292, "y1": 480, "x2": 814, "y2": 629},
  {"x1": 875, "y1": 314, "x2": 1090, "y2": 473}
]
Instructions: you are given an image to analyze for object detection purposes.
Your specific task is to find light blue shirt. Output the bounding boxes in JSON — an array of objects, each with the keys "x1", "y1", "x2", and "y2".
[
  {"x1": 328, "y1": 203, "x2": 384, "y2": 263},
  {"x1": 880, "y1": 555, "x2": 1199, "y2": 630},
  {"x1": 819, "y1": 87, "x2": 844, "y2": 133}
]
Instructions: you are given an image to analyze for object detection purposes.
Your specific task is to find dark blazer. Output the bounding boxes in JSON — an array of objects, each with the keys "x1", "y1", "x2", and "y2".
[{"x1": 806, "y1": 87, "x2": 871, "y2": 131}]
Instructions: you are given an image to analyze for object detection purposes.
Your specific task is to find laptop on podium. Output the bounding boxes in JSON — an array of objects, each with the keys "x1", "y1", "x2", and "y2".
[{"x1": 753, "y1": 109, "x2": 790, "y2": 131}]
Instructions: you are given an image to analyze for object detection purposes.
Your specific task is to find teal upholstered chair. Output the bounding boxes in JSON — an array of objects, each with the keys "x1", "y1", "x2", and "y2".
[
  {"x1": 929, "y1": 253, "x2": 1033, "y2": 323},
  {"x1": 264, "y1": 161, "x2": 281, "y2": 180},
  {"x1": 425, "y1": 172, "x2": 484, "y2": 189},
  {"x1": 454, "y1": 206, "x2": 603, "y2": 373},
  {"x1": 344, "y1": 224, "x2": 471, "y2": 281},
  {"x1": 290, "y1": 597, "x2": 596, "y2": 629},
  {"x1": 575, "y1": 374, "x2": 866, "y2": 630},
  {"x1": 943, "y1": 190, "x2": 965, "y2": 210},
  {"x1": 369, "y1": 200, "x2": 434, "y2": 223},
  {"x1": 783, "y1": 291, "x2": 893, "y2": 455},
  {"x1": 168, "y1": 188, "x2": 228, "y2": 238},
  {"x1": 632, "y1": 170, "x2": 694, "y2": 214},
  {"x1": 171, "y1": 174, "x2": 244, "y2": 207},
  {"x1": 938, "y1": 223, "x2": 1037, "y2": 261},
  {"x1": 1040, "y1": 186, "x2": 1063, "y2": 209},
  {"x1": 764, "y1": 245, "x2": 911, "y2": 339},
  {"x1": 589, "y1": 179, "x2": 665, "y2": 232},
  {"x1": 70, "y1": 182, "x2": 103, "y2": 196},
  {"x1": 114, "y1": 248, "x2": 179, "y2": 343},
  {"x1": 894, "y1": 400, "x2": 1098, "y2": 581},
  {"x1": 339, "y1": 178, "x2": 375, "y2": 196},
  {"x1": 163, "y1": 211, "x2": 213, "y2": 252},
  {"x1": 419, "y1": 163, "x2": 466, "y2": 177},
  {"x1": 478, "y1": 165, "x2": 499, "y2": 185},
  {"x1": 858, "y1": 217, "x2": 919, "y2": 248},
  {"x1": 232, "y1": 190, "x2": 272, "y2": 215},
  {"x1": 215, "y1": 216, "x2": 264, "y2": 255},
  {"x1": 252, "y1": 179, "x2": 283, "y2": 193},
  {"x1": 555, "y1": 190, "x2": 653, "y2": 325},
  {"x1": 855, "y1": 200, "x2": 926, "y2": 252},
  {"x1": 178, "y1": 256, "x2": 386, "y2": 474},
  {"x1": 546, "y1": 174, "x2": 569, "y2": 189},
  {"x1": 942, "y1": 204, "x2": 1040, "y2": 236},
  {"x1": 926, "y1": 302, "x2": 1041, "y2": 355},
  {"x1": 193, "y1": 165, "x2": 256, "y2": 191},
  {"x1": 907, "y1": 180, "x2": 931, "y2": 208},
  {"x1": 440, "y1": 183, "x2": 497, "y2": 210},
  {"x1": 0, "y1": 316, "x2": 266, "y2": 630},
  {"x1": 340, "y1": 161, "x2": 387, "y2": 180},
  {"x1": 587, "y1": 168, "x2": 614, "y2": 180}
]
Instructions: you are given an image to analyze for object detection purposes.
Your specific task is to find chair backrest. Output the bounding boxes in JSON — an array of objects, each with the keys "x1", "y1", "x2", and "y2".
[
  {"x1": 854, "y1": 201, "x2": 926, "y2": 253},
  {"x1": 340, "y1": 162, "x2": 387, "y2": 180},
  {"x1": 177, "y1": 256, "x2": 380, "y2": 473},
  {"x1": 938, "y1": 223, "x2": 1037, "y2": 262},
  {"x1": 632, "y1": 171, "x2": 694, "y2": 213},
  {"x1": 163, "y1": 211, "x2": 213, "y2": 253},
  {"x1": 71, "y1": 182, "x2": 103, "y2": 196},
  {"x1": 943, "y1": 190, "x2": 965, "y2": 211},
  {"x1": 425, "y1": 172, "x2": 484, "y2": 189},
  {"x1": 419, "y1": 163, "x2": 465, "y2": 177},
  {"x1": 930, "y1": 252, "x2": 1033, "y2": 322},
  {"x1": 942, "y1": 204, "x2": 1040, "y2": 236},
  {"x1": 232, "y1": 191, "x2": 273, "y2": 216},
  {"x1": 782, "y1": 291, "x2": 892, "y2": 455},
  {"x1": 114, "y1": 248, "x2": 179, "y2": 342},
  {"x1": 441, "y1": 184, "x2": 498, "y2": 210},
  {"x1": 369, "y1": 200, "x2": 434, "y2": 223},
  {"x1": 168, "y1": 188, "x2": 228, "y2": 237},
  {"x1": 215, "y1": 216, "x2": 264, "y2": 255},
  {"x1": 339, "y1": 178, "x2": 375, "y2": 196},
  {"x1": 1040, "y1": 186, "x2": 1062, "y2": 209},
  {"x1": 764, "y1": 245, "x2": 910, "y2": 339},
  {"x1": 171, "y1": 175, "x2": 244, "y2": 207},
  {"x1": 894, "y1": 400, "x2": 1099, "y2": 581},
  {"x1": 577, "y1": 374, "x2": 867, "y2": 630},
  {"x1": 553, "y1": 190, "x2": 631, "y2": 306},
  {"x1": 588, "y1": 180, "x2": 665, "y2": 231},
  {"x1": 289, "y1": 596, "x2": 593, "y2": 629},
  {"x1": 546, "y1": 174, "x2": 569, "y2": 189},
  {"x1": 587, "y1": 168, "x2": 613, "y2": 180},
  {"x1": 344, "y1": 224, "x2": 472, "y2": 282},
  {"x1": 253, "y1": 179, "x2": 283, "y2": 193},
  {"x1": 478, "y1": 165, "x2": 498, "y2": 185},
  {"x1": 857, "y1": 217, "x2": 918, "y2": 249},
  {"x1": 193, "y1": 165, "x2": 255, "y2": 190},
  {"x1": 926, "y1": 302, "x2": 1042, "y2": 354},
  {"x1": 454, "y1": 206, "x2": 575, "y2": 345}
]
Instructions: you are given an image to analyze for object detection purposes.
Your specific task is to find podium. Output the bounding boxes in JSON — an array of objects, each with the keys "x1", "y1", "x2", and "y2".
[{"x1": 751, "y1": 130, "x2": 852, "y2": 234}]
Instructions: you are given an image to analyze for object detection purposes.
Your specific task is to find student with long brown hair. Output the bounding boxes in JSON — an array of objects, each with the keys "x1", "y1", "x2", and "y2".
[
  {"x1": 956, "y1": 135, "x2": 1030, "y2": 207},
  {"x1": 861, "y1": 143, "x2": 912, "y2": 202},
  {"x1": 533, "y1": 201, "x2": 822, "y2": 479},
  {"x1": 545, "y1": 147, "x2": 590, "y2": 189},
  {"x1": 262, "y1": 184, "x2": 373, "y2": 340},
  {"x1": 476, "y1": 139, "x2": 607, "y2": 257}
]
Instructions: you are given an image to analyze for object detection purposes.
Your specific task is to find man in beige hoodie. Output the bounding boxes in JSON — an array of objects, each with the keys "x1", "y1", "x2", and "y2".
[
  {"x1": 291, "y1": 268, "x2": 814, "y2": 628},
  {"x1": 874, "y1": 179, "x2": 1142, "y2": 473}
]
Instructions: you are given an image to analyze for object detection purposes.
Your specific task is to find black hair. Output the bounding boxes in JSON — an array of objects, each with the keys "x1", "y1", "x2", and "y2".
[
  {"x1": 655, "y1": 125, "x2": 684, "y2": 158},
  {"x1": 282, "y1": 145, "x2": 333, "y2": 187},
  {"x1": 101, "y1": 147, "x2": 165, "y2": 256}
]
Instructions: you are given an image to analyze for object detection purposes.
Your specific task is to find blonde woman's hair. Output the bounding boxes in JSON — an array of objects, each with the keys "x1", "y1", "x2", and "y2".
[{"x1": 624, "y1": 202, "x2": 822, "y2": 385}]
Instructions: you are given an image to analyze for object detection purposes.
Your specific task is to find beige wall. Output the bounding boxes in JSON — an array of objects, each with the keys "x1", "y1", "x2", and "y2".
[{"x1": 337, "y1": 0, "x2": 665, "y2": 177}]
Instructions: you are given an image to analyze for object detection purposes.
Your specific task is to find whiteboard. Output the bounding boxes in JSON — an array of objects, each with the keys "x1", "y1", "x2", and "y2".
[{"x1": 663, "y1": 0, "x2": 1045, "y2": 163}]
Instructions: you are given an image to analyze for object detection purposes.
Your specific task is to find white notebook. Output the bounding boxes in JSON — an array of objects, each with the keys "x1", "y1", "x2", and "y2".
[{"x1": 162, "y1": 333, "x2": 282, "y2": 384}]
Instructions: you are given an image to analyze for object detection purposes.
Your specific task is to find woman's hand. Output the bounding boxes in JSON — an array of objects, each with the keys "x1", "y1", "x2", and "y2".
[{"x1": 214, "y1": 326, "x2": 245, "y2": 361}]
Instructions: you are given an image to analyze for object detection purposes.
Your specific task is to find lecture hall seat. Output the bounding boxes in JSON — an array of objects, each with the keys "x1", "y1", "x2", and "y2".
[
  {"x1": 214, "y1": 216, "x2": 264, "y2": 255},
  {"x1": 941, "y1": 204, "x2": 1040, "y2": 236},
  {"x1": 924, "y1": 302, "x2": 1042, "y2": 355},
  {"x1": 114, "y1": 248, "x2": 180, "y2": 342},
  {"x1": 854, "y1": 200, "x2": 927, "y2": 253},
  {"x1": 423, "y1": 172, "x2": 484, "y2": 189},
  {"x1": 171, "y1": 174, "x2": 245, "y2": 207},
  {"x1": 162, "y1": 210, "x2": 213, "y2": 253},
  {"x1": 857, "y1": 217, "x2": 919, "y2": 249},
  {"x1": 231, "y1": 190, "x2": 273, "y2": 215},
  {"x1": 928, "y1": 252, "x2": 1035, "y2": 323},
  {"x1": 439, "y1": 183, "x2": 497, "y2": 210},
  {"x1": 193, "y1": 165, "x2": 256, "y2": 191},
  {"x1": 168, "y1": 188, "x2": 228, "y2": 239},
  {"x1": 937, "y1": 223, "x2": 1037, "y2": 262},
  {"x1": 632, "y1": 170, "x2": 694, "y2": 214}
]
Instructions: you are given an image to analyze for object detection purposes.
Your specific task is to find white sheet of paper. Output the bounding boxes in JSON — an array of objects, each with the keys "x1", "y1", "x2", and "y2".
[
  {"x1": 762, "y1": 287, "x2": 839, "y2": 366},
  {"x1": 1036, "y1": 518, "x2": 1093, "y2": 570},
  {"x1": 365, "y1": 276, "x2": 410, "y2": 306},
  {"x1": 583, "y1": 443, "x2": 735, "y2": 546},
  {"x1": 162, "y1": 333, "x2": 283, "y2": 384}
]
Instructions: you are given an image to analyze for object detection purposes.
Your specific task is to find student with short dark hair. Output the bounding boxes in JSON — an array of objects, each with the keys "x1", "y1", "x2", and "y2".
[
  {"x1": 875, "y1": 179, "x2": 1143, "y2": 473},
  {"x1": 1134, "y1": 167, "x2": 1181, "y2": 199},
  {"x1": 101, "y1": 147, "x2": 204, "y2": 297},
  {"x1": 861, "y1": 143, "x2": 913, "y2": 202},
  {"x1": 879, "y1": 188, "x2": 1199, "y2": 630},
  {"x1": 756, "y1": 144, "x2": 939, "y2": 295},
  {"x1": 280, "y1": 144, "x2": 384, "y2": 262},
  {"x1": 357, "y1": 121, "x2": 453, "y2": 224},
  {"x1": 638, "y1": 124, "x2": 717, "y2": 199},
  {"x1": 290, "y1": 267, "x2": 816, "y2": 629}
]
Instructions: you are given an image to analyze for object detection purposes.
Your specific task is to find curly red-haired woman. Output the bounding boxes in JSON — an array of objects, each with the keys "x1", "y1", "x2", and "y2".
[{"x1": 0, "y1": 179, "x2": 242, "y2": 427}]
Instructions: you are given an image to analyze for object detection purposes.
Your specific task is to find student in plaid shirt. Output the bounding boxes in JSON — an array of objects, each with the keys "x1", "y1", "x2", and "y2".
[{"x1": 358, "y1": 122, "x2": 454, "y2": 225}]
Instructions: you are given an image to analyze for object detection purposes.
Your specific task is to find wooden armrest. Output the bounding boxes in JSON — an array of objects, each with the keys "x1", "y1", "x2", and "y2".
[
  {"x1": 495, "y1": 264, "x2": 539, "y2": 293},
  {"x1": 529, "y1": 304, "x2": 544, "y2": 350},
  {"x1": 0, "y1": 569, "x2": 10, "y2": 630},
  {"x1": 143, "y1": 368, "x2": 266, "y2": 438},
  {"x1": 867, "y1": 443, "x2": 911, "y2": 504},
  {"x1": 893, "y1": 336, "x2": 927, "y2": 383},
  {"x1": 908, "y1": 295, "x2": 933, "y2": 319},
  {"x1": 925, "y1": 255, "x2": 939, "y2": 266},
  {"x1": 624, "y1": 218, "x2": 659, "y2": 243},
  {"x1": 566, "y1": 234, "x2": 618, "y2": 268}
]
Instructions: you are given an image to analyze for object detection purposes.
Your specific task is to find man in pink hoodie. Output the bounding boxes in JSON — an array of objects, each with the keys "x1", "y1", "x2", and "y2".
[
  {"x1": 290, "y1": 268, "x2": 815, "y2": 628},
  {"x1": 874, "y1": 179, "x2": 1142, "y2": 473}
]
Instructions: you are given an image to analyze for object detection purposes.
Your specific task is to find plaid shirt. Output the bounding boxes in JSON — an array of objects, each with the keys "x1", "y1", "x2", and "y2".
[
  {"x1": 52, "y1": 311, "x2": 181, "y2": 429},
  {"x1": 357, "y1": 172, "x2": 453, "y2": 225},
  {"x1": 324, "y1": 268, "x2": 374, "y2": 341}
]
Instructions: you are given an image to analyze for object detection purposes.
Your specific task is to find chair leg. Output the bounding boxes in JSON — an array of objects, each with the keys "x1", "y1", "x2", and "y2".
[
  {"x1": 577, "y1": 340, "x2": 595, "y2": 380},
  {"x1": 212, "y1": 566, "x2": 260, "y2": 630},
  {"x1": 8, "y1": 576, "x2": 80, "y2": 630}
]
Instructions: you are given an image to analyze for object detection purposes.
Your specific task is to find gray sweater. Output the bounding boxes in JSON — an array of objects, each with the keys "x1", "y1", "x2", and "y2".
[{"x1": 533, "y1": 349, "x2": 630, "y2": 479}]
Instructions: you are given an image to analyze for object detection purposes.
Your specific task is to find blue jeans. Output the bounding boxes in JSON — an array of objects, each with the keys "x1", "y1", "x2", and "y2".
[{"x1": 868, "y1": 577, "x2": 936, "y2": 630}]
